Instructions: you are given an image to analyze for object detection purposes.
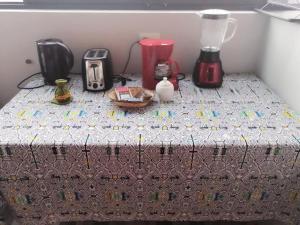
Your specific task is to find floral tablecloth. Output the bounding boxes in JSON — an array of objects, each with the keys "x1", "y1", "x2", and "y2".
[{"x1": 0, "y1": 74, "x2": 299, "y2": 225}]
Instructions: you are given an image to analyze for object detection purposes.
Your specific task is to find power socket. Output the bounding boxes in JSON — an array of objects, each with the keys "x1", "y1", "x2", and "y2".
[{"x1": 139, "y1": 32, "x2": 161, "y2": 40}]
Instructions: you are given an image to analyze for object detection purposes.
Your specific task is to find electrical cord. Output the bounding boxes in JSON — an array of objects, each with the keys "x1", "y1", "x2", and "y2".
[
  {"x1": 113, "y1": 40, "x2": 139, "y2": 85},
  {"x1": 17, "y1": 71, "x2": 81, "y2": 90},
  {"x1": 177, "y1": 73, "x2": 186, "y2": 81},
  {"x1": 121, "y1": 40, "x2": 139, "y2": 75},
  {"x1": 17, "y1": 72, "x2": 45, "y2": 90}
]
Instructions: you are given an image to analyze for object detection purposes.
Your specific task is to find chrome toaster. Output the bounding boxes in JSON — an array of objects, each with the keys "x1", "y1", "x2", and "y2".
[{"x1": 82, "y1": 48, "x2": 113, "y2": 92}]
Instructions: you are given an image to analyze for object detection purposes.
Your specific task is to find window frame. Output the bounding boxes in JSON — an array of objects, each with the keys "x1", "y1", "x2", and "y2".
[{"x1": 0, "y1": 0, "x2": 267, "y2": 10}]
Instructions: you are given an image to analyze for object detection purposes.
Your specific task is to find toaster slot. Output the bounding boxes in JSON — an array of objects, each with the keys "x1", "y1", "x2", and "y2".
[
  {"x1": 96, "y1": 49, "x2": 106, "y2": 58},
  {"x1": 87, "y1": 50, "x2": 96, "y2": 58}
]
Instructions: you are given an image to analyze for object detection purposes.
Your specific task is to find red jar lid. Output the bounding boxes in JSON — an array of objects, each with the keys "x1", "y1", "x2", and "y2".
[{"x1": 139, "y1": 39, "x2": 175, "y2": 46}]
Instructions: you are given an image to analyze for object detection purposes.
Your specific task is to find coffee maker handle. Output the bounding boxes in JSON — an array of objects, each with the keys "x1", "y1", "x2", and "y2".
[
  {"x1": 57, "y1": 42, "x2": 74, "y2": 71},
  {"x1": 224, "y1": 18, "x2": 238, "y2": 43}
]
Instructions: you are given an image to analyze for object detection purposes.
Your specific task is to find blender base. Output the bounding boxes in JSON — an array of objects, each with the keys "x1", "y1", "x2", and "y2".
[{"x1": 192, "y1": 50, "x2": 224, "y2": 88}]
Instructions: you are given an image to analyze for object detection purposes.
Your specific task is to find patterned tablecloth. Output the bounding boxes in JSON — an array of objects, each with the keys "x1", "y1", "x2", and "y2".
[{"x1": 0, "y1": 74, "x2": 299, "y2": 225}]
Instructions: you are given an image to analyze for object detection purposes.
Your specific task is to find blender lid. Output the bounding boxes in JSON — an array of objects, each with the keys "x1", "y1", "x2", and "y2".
[
  {"x1": 139, "y1": 39, "x2": 175, "y2": 46},
  {"x1": 200, "y1": 9, "x2": 231, "y2": 20}
]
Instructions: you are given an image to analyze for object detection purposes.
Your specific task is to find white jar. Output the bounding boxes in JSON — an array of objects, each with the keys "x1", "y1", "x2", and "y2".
[{"x1": 155, "y1": 77, "x2": 174, "y2": 102}]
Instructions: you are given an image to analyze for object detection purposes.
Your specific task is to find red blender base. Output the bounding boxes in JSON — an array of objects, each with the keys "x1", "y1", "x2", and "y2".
[
  {"x1": 193, "y1": 50, "x2": 224, "y2": 88},
  {"x1": 197, "y1": 62, "x2": 223, "y2": 88}
]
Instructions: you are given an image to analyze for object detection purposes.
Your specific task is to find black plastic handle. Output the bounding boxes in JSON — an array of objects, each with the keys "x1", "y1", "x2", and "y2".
[{"x1": 57, "y1": 41, "x2": 74, "y2": 71}]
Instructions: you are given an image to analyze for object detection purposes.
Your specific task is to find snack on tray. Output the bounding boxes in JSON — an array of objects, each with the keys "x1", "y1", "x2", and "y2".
[{"x1": 115, "y1": 87, "x2": 143, "y2": 102}]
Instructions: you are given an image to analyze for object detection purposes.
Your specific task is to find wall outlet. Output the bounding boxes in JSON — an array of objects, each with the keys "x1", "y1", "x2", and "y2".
[{"x1": 139, "y1": 32, "x2": 161, "y2": 40}]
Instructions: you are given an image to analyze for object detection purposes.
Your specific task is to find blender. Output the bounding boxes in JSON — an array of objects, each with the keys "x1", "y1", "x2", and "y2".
[{"x1": 193, "y1": 9, "x2": 238, "y2": 88}]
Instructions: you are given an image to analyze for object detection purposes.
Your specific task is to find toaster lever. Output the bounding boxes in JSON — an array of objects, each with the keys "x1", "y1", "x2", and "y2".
[{"x1": 91, "y1": 64, "x2": 98, "y2": 81}]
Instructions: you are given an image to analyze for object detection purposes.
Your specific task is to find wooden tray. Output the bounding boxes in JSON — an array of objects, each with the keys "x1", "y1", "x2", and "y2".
[{"x1": 108, "y1": 87, "x2": 154, "y2": 108}]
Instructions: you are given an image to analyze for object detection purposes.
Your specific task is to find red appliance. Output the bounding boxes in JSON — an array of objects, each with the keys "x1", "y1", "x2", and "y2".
[
  {"x1": 193, "y1": 50, "x2": 224, "y2": 88},
  {"x1": 140, "y1": 39, "x2": 179, "y2": 90}
]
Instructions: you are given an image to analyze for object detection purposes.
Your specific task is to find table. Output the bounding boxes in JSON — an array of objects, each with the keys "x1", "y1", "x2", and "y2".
[{"x1": 0, "y1": 74, "x2": 299, "y2": 225}]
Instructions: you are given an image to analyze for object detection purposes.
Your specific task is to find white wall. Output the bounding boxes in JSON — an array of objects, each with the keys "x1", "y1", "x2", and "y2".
[
  {"x1": 0, "y1": 10, "x2": 265, "y2": 106},
  {"x1": 258, "y1": 16, "x2": 300, "y2": 111}
]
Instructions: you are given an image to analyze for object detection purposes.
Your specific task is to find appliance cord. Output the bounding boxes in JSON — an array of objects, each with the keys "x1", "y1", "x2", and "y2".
[
  {"x1": 177, "y1": 73, "x2": 186, "y2": 81},
  {"x1": 121, "y1": 40, "x2": 139, "y2": 75},
  {"x1": 17, "y1": 72, "x2": 45, "y2": 90},
  {"x1": 17, "y1": 72, "x2": 81, "y2": 90},
  {"x1": 113, "y1": 40, "x2": 139, "y2": 85}
]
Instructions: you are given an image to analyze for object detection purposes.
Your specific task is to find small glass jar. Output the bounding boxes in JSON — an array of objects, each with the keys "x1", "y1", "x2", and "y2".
[{"x1": 53, "y1": 79, "x2": 72, "y2": 104}]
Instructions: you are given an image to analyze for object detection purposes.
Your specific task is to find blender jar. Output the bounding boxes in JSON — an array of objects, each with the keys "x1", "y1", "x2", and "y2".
[{"x1": 199, "y1": 9, "x2": 238, "y2": 52}]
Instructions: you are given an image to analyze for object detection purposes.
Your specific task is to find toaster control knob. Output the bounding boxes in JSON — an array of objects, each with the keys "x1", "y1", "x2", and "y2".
[{"x1": 93, "y1": 83, "x2": 98, "y2": 89}]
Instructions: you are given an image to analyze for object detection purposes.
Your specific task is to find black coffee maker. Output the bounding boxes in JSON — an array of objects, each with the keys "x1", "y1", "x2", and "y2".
[{"x1": 36, "y1": 38, "x2": 74, "y2": 85}]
